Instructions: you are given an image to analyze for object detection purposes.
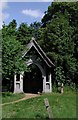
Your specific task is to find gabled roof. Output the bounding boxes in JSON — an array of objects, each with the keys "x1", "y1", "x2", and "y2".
[{"x1": 22, "y1": 37, "x2": 54, "y2": 68}]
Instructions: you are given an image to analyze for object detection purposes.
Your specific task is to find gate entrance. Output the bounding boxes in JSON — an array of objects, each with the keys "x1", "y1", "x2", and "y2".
[
  {"x1": 14, "y1": 37, "x2": 54, "y2": 93},
  {"x1": 23, "y1": 64, "x2": 43, "y2": 93}
]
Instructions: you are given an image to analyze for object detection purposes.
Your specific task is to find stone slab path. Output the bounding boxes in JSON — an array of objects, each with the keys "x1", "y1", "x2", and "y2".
[{"x1": 1, "y1": 93, "x2": 40, "y2": 106}]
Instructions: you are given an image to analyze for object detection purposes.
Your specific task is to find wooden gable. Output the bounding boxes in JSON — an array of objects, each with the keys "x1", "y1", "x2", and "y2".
[{"x1": 22, "y1": 37, "x2": 54, "y2": 68}]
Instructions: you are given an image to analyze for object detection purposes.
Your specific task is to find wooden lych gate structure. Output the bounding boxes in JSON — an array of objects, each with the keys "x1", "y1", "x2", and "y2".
[{"x1": 14, "y1": 37, "x2": 54, "y2": 93}]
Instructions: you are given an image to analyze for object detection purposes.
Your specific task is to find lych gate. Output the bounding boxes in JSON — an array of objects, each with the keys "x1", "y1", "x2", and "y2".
[{"x1": 14, "y1": 37, "x2": 54, "y2": 93}]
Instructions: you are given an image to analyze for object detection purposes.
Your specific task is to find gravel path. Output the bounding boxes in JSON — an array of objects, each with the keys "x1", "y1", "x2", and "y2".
[{"x1": 1, "y1": 93, "x2": 40, "y2": 106}]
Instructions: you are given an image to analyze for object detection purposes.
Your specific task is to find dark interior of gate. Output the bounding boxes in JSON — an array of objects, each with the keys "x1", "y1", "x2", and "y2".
[{"x1": 23, "y1": 64, "x2": 43, "y2": 94}]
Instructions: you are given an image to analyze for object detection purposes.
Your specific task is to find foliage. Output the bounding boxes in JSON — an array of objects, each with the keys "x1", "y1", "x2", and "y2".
[
  {"x1": 30, "y1": 21, "x2": 41, "y2": 39},
  {"x1": 38, "y1": 2, "x2": 78, "y2": 86},
  {"x1": 16, "y1": 23, "x2": 32, "y2": 45},
  {"x1": 55, "y1": 66, "x2": 65, "y2": 84},
  {"x1": 2, "y1": 20, "x2": 42, "y2": 87},
  {"x1": 2, "y1": 2, "x2": 78, "y2": 90},
  {"x1": 2, "y1": 20, "x2": 29, "y2": 91}
]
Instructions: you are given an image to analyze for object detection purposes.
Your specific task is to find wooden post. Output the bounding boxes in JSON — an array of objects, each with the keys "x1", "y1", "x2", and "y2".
[
  {"x1": 44, "y1": 98, "x2": 53, "y2": 119},
  {"x1": 61, "y1": 83, "x2": 64, "y2": 94},
  {"x1": 49, "y1": 72, "x2": 52, "y2": 92},
  {"x1": 14, "y1": 73, "x2": 16, "y2": 93}
]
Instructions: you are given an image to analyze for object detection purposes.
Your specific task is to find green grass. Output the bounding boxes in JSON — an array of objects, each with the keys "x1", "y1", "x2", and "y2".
[
  {"x1": 2, "y1": 90, "x2": 77, "y2": 119},
  {"x1": 0, "y1": 92, "x2": 2, "y2": 120},
  {"x1": 2, "y1": 92, "x2": 25, "y2": 103}
]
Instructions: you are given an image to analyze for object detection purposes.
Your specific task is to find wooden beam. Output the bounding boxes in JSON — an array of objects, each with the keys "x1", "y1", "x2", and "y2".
[{"x1": 44, "y1": 98, "x2": 53, "y2": 119}]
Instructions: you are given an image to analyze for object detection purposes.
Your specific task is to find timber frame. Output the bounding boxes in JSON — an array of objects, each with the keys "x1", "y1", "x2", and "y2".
[{"x1": 14, "y1": 37, "x2": 54, "y2": 93}]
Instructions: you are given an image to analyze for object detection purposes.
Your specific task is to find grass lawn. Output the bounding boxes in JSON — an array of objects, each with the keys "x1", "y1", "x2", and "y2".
[
  {"x1": 0, "y1": 93, "x2": 2, "y2": 120},
  {"x1": 2, "y1": 92, "x2": 25, "y2": 103},
  {"x1": 2, "y1": 88, "x2": 77, "y2": 119}
]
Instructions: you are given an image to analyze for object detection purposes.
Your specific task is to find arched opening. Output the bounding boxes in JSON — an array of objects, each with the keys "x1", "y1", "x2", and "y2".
[{"x1": 23, "y1": 64, "x2": 43, "y2": 93}]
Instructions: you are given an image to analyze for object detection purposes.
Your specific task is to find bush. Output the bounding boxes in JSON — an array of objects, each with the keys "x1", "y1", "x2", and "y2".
[{"x1": 2, "y1": 92, "x2": 13, "y2": 97}]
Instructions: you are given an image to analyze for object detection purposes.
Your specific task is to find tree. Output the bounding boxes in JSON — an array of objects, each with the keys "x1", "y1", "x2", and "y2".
[
  {"x1": 39, "y1": 2, "x2": 78, "y2": 86},
  {"x1": 30, "y1": 21, "x2": 41, "y2": 40},
  {"x1": 16, "y1": 23, "x2": 32, "y2": 45},
  {"x1": 2, "y1": 21, "x2": 28, "y2": 91}
]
